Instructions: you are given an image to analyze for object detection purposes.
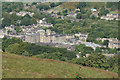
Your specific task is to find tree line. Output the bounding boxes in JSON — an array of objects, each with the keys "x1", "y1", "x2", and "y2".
[{"x1": 2, "y1": 37, "x2": 119, "y2": 73}]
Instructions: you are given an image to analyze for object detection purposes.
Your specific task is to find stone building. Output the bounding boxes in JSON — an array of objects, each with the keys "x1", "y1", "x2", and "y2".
[
  {"x1": 37, "y1": 18, "x2": 53, "y2": 28},
  {"x1": 25, "y1": 33, "x2": 40, "y2": 43},
  {"x1": 108, "y1": 40, "x2": 120, "y2": 49},
  {"x1": 25, "y1": 29, "x2": 74, "y2": 44},
  {"x1": 0, "y1": 29, "x2": 4, "y2": 38},
  {"x1": 100, "y1": 13, "x2": 119, "y2": 20},
  {"x1": 86, "y1": 54, "x2": 115, "y2": 58},
  {"x1": 75, "y1": 33, "x2": 88, "y2": 42},
  {"x1": 96, "y1": 38, "x2": 120, "y2": 49}
]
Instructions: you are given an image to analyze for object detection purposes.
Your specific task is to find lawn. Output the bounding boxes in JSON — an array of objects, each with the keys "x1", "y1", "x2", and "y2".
[
  {"x1": 2, "y1": 53, "x2": 118, "y2": 78},
  {"x1": 110, "y1": 11, "x2": 118, "y2": 14}
]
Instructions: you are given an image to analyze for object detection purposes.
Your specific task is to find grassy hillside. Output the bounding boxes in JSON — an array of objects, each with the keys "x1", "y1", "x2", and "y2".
[
  {"x1": 60, "y1": 2, "x2": 78, "y2": 10},
  {"x1": 86, "y1": 2, "x2": 106, "y2": 8},
  {"x1": 2, "y1": 53, "x2": 118, "y2": 78},
  {"x1": 58, "y1": 2, "x2": 106, "y2": 10}
]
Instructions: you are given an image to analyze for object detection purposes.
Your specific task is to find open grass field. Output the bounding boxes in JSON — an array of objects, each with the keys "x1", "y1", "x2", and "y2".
[
  {"x1": 59, "y1": 2, "x2": 106, "y2": 10},
  {"x1": 86, "y1": 2, "x2": 106, "y2": 8},
  {"x1": 60, "y1": 2, "x2": 78, "y2": 10},
  {"x1": 2, "y1": 53, "x2": 118, "y2": 78},
  {"x1": 110, "y1": 11, "x2": 118, "y2": 14}
]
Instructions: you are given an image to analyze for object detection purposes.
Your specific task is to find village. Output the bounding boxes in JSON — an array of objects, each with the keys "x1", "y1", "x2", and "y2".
[
  {"x1": 1, "y1": 2, "x2": 120, "y2": 58},
  {"x1": 0, "y1": 18, "x2": 100, "y2": 51},
  {"x1": 1, "y1": 2, "x2": 120, "y2": 78},
  {"x1": 1, "y1": 16, "x2": 120, "y2": 53}
]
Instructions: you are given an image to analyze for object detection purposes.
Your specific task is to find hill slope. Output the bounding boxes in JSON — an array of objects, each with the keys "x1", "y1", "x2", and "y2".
[
  {"x1": 59, "y1": 2, "x2": 106, "y2": 10},
  {"x1": 2, "y1": 53, "x2": 118, "y2": 78}
]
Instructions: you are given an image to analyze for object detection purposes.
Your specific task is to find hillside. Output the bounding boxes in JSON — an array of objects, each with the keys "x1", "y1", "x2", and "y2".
[
  {"x1": 2, "y1": 53, "x2": 118, "y2": 78},
  {"x1": 58, "y1": 2, "x2": 106, "y2": 10},
  {"x1": 60, "y1": 2, "x2": 78, "y2": 10}
]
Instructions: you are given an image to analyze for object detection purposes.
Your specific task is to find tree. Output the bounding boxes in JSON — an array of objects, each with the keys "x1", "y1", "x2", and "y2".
[
  {"x1": 57, "y1": 12, "x2": 61, "y2": 15},
  {"x1": 98, "y1": 6, "x2": 109, "y2": 16},
  {"x1": 94, "y1": 4, "x2": 99, "y2": 9},
  {"x1": 20, "y1": 17, "x2": 31, "y2": 26},
  {"x1": 2, "y1": 37, "x2": 22, "y2": 51},
  {"x1": 75, "y1": 44, "x2": 94, "y2": 56},
  {"x1": 36, "y1": 4, "x2": 50, "y2": 10},
  {"x1": 33, "y1": 13, "x2": 45, "y2": 20},
  {"x1": 107, "y1": 55, "x2": 118, "y2": 73},
  {"x1": 80, "y1": 8, "x2": 86, "y2": 14},
  {"x1": 5, "y1": 43, "x2": 23, "y2": 55},
  {"x1": 95, "y1": 47, "x2": 102, "y2": 53},
  {"x1": 82, "y1": 14, "x2": 88, "y2": 19},
  {"x1": 62, "y1": 9, "x2": 68, "y2": 13},
  {"x1": 106, "y1": 2, "x2": 118, "y2": 11},
  {"x1": 24, "y1": 14, "x2": 31, "y2": 19},
  {"x1": 82, "y1": 21, "x2": 87, "y2": 27},
  {"x1": 75, "y1": 44, "x2": 86, "y2": 53},
  {"x1": 85, "y1": 54, "x2": 108, "y2": 69},
  {"x1": 55, "y1": 2, "x2": 62, "y2": 6},
  {"x1": 15, "y1": 26, "x2": 22, "y2": 33},
  {"x1": 20, "y1": 17, "x2": 37, "y2": 26},
  {"x1": 103, "y1": 40, "x2": 109, "y2": 47},
  {"x1": 76, "y1": 12, "x2": 82, "y2": 19},
  {"x1": 83, "y1": 47, "x2": 94, "y2": 54},
  {"x1": 32, "y1": 2, "x2": 37, "y2": 5},
  {"x1": 50, "y1": 3, "x2": 55, "y2": 8},
  {"x1": 76, "y1": 2, "x2": 86, "y2": 9},
  {"x1": 46, "y1": 17, "x2": 55, "y2": 24},
  {"x1": 91, "y1": 15, "x2": 96, "y2": 19},
  {"x1": 2, "y1": 2, "x2": 24, "y2": 12},
  {"x1": 104, "y1": 9, "x2": 109, "y2": 15}
]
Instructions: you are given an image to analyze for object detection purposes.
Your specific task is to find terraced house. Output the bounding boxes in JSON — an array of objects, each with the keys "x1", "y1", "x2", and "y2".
[{"x1": 25, "y1": 29, "x2": 74, "y2": 44}]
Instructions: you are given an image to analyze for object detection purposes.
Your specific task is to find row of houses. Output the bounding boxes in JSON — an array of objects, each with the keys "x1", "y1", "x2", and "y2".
[
  {"x1": 75, "y1": 33, "x2": 88, "y2": 42},
  {"x1": 25, "y1": 29, "x2": 74, "y2": 44},
  {"x1": 2, "y1": 23, "x2": 102, "y2": 51},
  {"x1": 101, "y1": 13, "x2": 120, "y2": 20},
  {"x1": 97, "y1": 38, "x2": 120, "y2": 49},
  {"x1": 37, "y1": 18, "x2": 53, "y2": 28},
  {"x1": 9, "y1": 11, "x2": 34, "y2": 17},
  {"x1": 85, "y1": 54, "x2": 115, "y2": 59}
]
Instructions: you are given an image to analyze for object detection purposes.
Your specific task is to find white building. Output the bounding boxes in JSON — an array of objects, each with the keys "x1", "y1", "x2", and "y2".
[
  {"x1": 0, "y1": 29, "x2": 4, "y2": 38},
  {"x1": 37, "y1": 18, "x2": 53, "y2": 28},
  {"x1": 16, "y1": 11, "x2": 34, "y2": 17},
  {"x1": 75, "y1": 33, "x2": 88, "y2": 42},
  {"x1": 82, "y1": 42, "x2": 101, "y2": 50},
  {"x1": 67, "y1": 13, "x2": 77, "y2": 18},
  {"x1": 101, "y1": 13, "x2": 119, "y2": 20},
  {"x1": 91, "y1": 8, "x2": 97, "y2": 12}
]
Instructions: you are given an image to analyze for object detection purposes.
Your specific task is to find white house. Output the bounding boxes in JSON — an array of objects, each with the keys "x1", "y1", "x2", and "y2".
[
  {"x1": 16, "y1": 11, "x2": 34, "y2": 17},
  {"x1": 91, "y1": 8, "x2": 97, "y2": 12},
  {"x1": 0, "y1": 29, "x2": 4, "y2": 38},
  {"x1": 82, "y1": 42, "x2": 101, "y2": 50}
]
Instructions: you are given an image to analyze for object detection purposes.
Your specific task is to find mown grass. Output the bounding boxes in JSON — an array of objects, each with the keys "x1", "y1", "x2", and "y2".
[
  {"x1": 2, "y1": 53, "x2": 118, "y2": 78},
  {"x1": 110, "y1": 11, "x2": 118, "y2": 14}
]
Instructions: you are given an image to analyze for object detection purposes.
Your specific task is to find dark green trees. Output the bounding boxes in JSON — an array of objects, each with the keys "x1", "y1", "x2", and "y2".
[
  {"x1": 76, "y1": 12, "x2": 82, "y2": 19},
  {"x1": 2, "y1": 37, "x2": 22, "y2": 51}
]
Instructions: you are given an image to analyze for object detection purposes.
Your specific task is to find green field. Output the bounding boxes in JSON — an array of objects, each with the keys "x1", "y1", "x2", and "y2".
[
  {"x1": 58, "y1": 2, "x2": 106, "y2": 10},
  {"x1": 2, "y1": 53, "x2": 118, "y2": 78},
  {"x1": 110, "y1": 11, "x2": 118, "y2": 14}
]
